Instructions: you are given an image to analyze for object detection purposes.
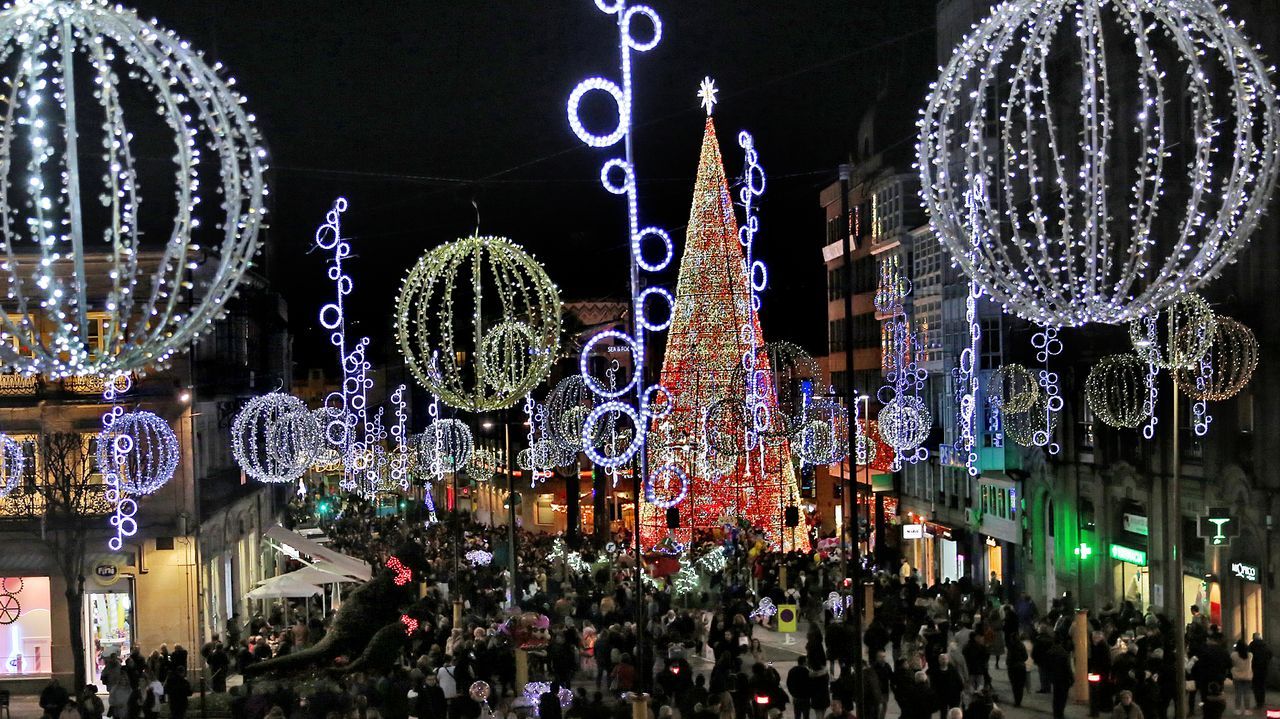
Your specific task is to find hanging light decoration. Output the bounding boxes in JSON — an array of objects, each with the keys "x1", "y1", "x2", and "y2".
[
  {"x1": 466, "y1": 447, "x2": 502, "y2": 481},
  {"x1": 988, "y1": 364, "x2": 1039, "y2": 414},
  {"x1": 1129, "y1": 294, "x2": 1216, "y2": 370},
  {"x1": 417, "y1": 419, "x2": 474, "y2": 475},
  {"x1": 1176, "y1": 316, "x2": 1259, "y2": 402},
  {"x1": 732, "y1": 341, "x2": 820, "y2": 439},
  {"x1": 794, "y1": 397, "x2": 849, "y2": 466},
  {"x1": 0, "y1": 0, "x2": 268, "y2": 377},
  {"x1": 877, "y1": 395, "x2": 931, "y2": 454},
  {"x1": 1004, "y1": 396, "x2": 1059, "y2": 448},
  {"x1": 396, "y1": 236, "x2": 561, "y2": 412},
  {"x1": 1085, "y1": 354, "x2": 1151, "y2": 429},
  {"x1": 231, "y1": 393, "x2": 321, "y2": 484},
  {"x1": 545, "y1": 375, "x2": 596, "y2": 451},
  {"x1": 96, "y1": 410, "x2": 179, "y2": 496},
  {"x1": 918, "y1": 0, "x2": 1280, "y2": 327},
  {"x1": 0, "y1": 435, "x2": 24, "y2": 498}
]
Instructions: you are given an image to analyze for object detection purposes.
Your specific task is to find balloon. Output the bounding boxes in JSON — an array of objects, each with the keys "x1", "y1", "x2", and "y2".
[{"x1": 469, "y1": 681, "x2": 491, "y2": 703}]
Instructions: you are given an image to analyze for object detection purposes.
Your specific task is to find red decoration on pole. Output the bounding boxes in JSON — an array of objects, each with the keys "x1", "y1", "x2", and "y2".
[{"x1": 386, "y1": 556, "x2": 412, "y2": 586}]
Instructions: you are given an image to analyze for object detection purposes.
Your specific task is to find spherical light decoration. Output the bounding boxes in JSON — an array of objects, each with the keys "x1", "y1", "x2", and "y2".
[
  {"x1": 918, "y1": 0, "x2": 1280, "y2": 327},
  {"x1": 466, "y1": 447, "x2": 502, "y2": 480},
  {"x1": 97, "y1": 410, "x2": 178, "y2": 496},
  {"x1": 988, "y1": 364, "x2": 1039, "y2": 414},
  {"x1": 545, "y1": 375, "x2": 596, "y2": 451},
  {"x1": 1129, "y1": 294, "x2": 1216, "y2": 370},
  {"x1": 531, "y1": 439, "x2": 574, "y2": 470},
  {"x1": 703, "y1": 398, "x2": 749, "y2": 456},
  {"x1": 1004, "y1": 396, "x2": 1059, "y2": 448},
  {"x1": 794, "y1": 397, "x2": 848, "y2": 466},
  {"x1": 1085, "y1": 354, "x2": 1151, "y2": 429},
  {"x1": 417, "y1": 419, "x2": 474, "y2": 474},
  {"x1": 1176, "y1": 316, "x2": 1259, "y2": 402},
  {"x1": 877, "y1": 396, "x2": 931, "y2": 451},
  {"x1": 731, "y1": 341, "x2": 821, "y2": 437},
  {"x1": 0, "y1": 434, "x2": 24, "y2": 498},
  {"x1": 0, "y1": 0, "x2": 268, "y2": 378},
  {"x1": 395, "y1": 236, "x2": 561, "y2": 412},
  {"x1": 231, "y1": 393, "x2": 321, "y2": 484}
]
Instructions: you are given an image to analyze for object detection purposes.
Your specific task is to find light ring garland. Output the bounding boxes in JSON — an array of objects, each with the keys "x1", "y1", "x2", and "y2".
[
  {"x1": 567, "y1": 0, "x2": 668, "y2": 470},
  {"x1": 97, "y1": 410, "x2": 179, "y2": 497},
  {"x1": 917, "y1": 0, "x2": 1280, "y2": 328},
  {"x1": 0, "y1": 0, "x2": 269, "y2": 378},
  {"x1": 396, "y1": 236, "x2": 561, "y2": 413},
  {"x1": 1085, "y1": 354, "x2": 1151, "y2": 429},
  {"x1": 231, "y1": 393, "x2": 321, "y2": 484}
]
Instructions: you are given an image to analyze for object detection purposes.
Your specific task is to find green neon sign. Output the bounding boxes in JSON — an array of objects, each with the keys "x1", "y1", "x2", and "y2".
[{"x1": 1109, "y1": 544, "x2": 1147, "y2": 566}]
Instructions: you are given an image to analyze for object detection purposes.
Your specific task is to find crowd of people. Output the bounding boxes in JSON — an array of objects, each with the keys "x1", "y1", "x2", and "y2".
[{"x1": 32, "y1": 497, "x2": 1279, "y2": 719}]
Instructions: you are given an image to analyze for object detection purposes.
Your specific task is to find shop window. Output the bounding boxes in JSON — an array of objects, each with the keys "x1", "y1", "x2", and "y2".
[
  {"x1": 0, "y1": 577, "x2": 52, "y2": 676},
  {"x1": 535, "y1": 494, "x2": 556, "y2": 526}
]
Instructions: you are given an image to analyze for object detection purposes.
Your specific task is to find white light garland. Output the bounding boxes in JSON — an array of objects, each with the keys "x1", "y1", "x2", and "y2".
[
  {"x1": 418, "y1": 419, "x2": 474, "y2": 476},
  {"x1": 0, "y1": 0, "x2": 268, "y2": 377},
  {"x1": 97, "y1": 409, "x2": 178, "y2": 497},
  {"x1": 1085, "y1": 354, "x2": 1151, "y2": 429},
  {"x1": 0, "y1": 434, "x2": 22, "y2": 498},
  {"x1": 918, "y1": 0, "x2": 1280, "y2": 327}
]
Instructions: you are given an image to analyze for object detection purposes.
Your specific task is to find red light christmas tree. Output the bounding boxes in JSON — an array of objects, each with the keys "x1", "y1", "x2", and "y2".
[{"x1": 641, "y1": 116, "x2": 809, "y2": 552}]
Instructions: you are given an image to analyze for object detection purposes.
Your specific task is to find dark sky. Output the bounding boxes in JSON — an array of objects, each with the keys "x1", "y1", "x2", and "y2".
[{"x1": 131, "y1": 1, "x2": 938, "y2": 370}]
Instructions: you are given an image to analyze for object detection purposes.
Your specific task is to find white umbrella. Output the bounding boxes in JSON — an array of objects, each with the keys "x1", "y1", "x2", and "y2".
[{"x1": 246, "y1": 573, "x2": 323, "y2": 599}]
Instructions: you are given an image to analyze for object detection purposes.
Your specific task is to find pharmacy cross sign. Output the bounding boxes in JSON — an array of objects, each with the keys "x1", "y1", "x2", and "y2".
[{"x1": 1198, "y1": 508, "x2": 1240, "y2": 546}]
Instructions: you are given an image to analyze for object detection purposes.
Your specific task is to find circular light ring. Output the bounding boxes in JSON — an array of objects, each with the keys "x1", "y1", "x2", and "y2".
[
  {"x1": 0, "y1": 434, "x2": 24, "y2": 498},
  {"x1": 1129, "y1": 294, "x2": 1217, "y2": 370},
  {"x1": 1085, "y1": 354, "x2": 1151, "y2": 429},
  {"x1": 396, "y1": 235, "x2": 561, "y2": 412},
  {"x1": 642, "y1": 383, "x2": 673, "y2": 420},
  {"x1": 0, "y1": 0, "x2": 268, "y2": 378},
  {"x1": 988, "y1": 364, "x2": 1040, "y2": 414},
  {"x1": 582, "y1": 401, "x2": 643, "y2": 468},
  {"x1": 637, "y1": 286, "x2": 674, "y2": 331},
  {"x1": 579, "y1": 330, "x2": 641, "y2": 399},
  {"x1": 567, "y1": 77, "x2": 627, "y2": 148},
  {"x1": 621, "y1": 5, "x2": 662, "y2": 52},
  {"x1": 730, "y1": 341, "x2": 821, "y2": 437},
  {"x1": 918, "y1": 0, "x2": 1280, "y2": 328},
  {"x1": 231, "y1": 393, "x2": 321, "y2": 484},
  {"x1": 1176, "y1": 315, "x2": 1259, "y2": 402},
  {"x1": 644, "y1": 463, "x2": 689, "y2": 509},
  {"x1": 97, "y1": 410, "x2": 179, "y2": 496},
  {"x1": 636, "y1": 227, "x2": 674, "y2": 273}
]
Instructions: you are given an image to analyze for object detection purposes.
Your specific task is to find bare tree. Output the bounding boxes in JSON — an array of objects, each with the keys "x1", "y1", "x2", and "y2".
[{"x1": 0, "y1": 433, "x2": 110, "y2": 690}]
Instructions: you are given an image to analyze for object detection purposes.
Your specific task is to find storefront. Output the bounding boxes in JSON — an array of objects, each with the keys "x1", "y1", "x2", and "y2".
[
  {"x1": 901, "y1": 522, "x2": 934, "y2": 584},
  {"x1": 1230, "y1": 560, "x2": 1263, "y2": 639},
  {"x1": 84, "y1": 560, "x2": 134, "y2": 691},
  {"x1": 0, "y1": 577, "x2": 52, "y2": 678},
  {"x1": 931, "y1": 523, "x2": 964, "y2": 583},
  {"x1": 1109, "y1": 543, "x2": 1149, "y2": 607}
]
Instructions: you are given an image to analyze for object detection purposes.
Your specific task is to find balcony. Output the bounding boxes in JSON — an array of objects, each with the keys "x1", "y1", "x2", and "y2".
[
  {"x1": 0, "y1": 484, "x2": 115, "y2": 518},
  {"x1": 0, "y1": 374, "x2": 37, "y2": 396},
  {"x1": 0, "y1": 372, "x2": 144, "y2": 404}
]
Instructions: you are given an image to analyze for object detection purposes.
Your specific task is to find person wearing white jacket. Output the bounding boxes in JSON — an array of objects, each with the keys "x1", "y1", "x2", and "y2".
[{"x1": 1230, "y1": 641, "x2": 1253, "y2": 714}]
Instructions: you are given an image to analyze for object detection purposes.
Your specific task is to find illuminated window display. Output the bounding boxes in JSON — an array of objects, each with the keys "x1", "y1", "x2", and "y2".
[
  {"x1": 0, "y1": 577, "x2": 51, "y2": 676},
  {"x1": 85, "y1": 592, "x2": 132, "y2": 689}
]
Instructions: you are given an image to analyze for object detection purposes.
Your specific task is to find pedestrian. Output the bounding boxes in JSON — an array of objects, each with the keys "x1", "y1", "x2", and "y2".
[
  {"x1": 787, "y1": 656, "x2": 812, "y2": 719},
  {"x1": 929, "y1": 654, "x2": 964, "y2": 719},
  {"x1": 164, "y1": 665, "x2": 192, "y2": 719},
  {"x1": 1249, "y1": 633, "x2": 1272, "y2": 710},
  {"x1": 39, "y1": 677, "x2": 69, "y2": 719},
  {"x1": 76, "y1": 686, "x2": 104, "y2": 719},
  {"x1": 1049, "y1": 639, "x2": 1075, "y2": 719},
  {"x1": 1113, "y1": 690, "x2": 1146, "y2": 719},
  {"x1": 963, "y1": 632, "x2": 991, "y2": 690},
  {"x1": 1230, "y1": 641, "x2": 1252, "y2": 714},
  {"x1": 1007, "y1": 632, "x2": 1030, "y2": 707}
]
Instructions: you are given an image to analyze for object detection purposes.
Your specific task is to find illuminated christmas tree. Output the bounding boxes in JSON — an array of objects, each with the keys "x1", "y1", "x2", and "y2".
[{"x1": 641, "y1": 116, "x2": 809, "y2": 551}]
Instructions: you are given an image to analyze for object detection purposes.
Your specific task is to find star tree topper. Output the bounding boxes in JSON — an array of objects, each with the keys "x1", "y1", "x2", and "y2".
[{"x1": 697, "y1": 76, "x2": 718, "y2": 115}]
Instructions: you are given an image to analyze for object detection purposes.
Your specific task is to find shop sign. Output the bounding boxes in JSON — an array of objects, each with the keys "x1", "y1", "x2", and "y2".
[
  {"x1": 1198, "y1": 508, "x2": 1239, "y2": 546},
  {"x1": 1123, "y1": 513, "x2": 1149, "y2": 537},
  {"x1": 95, "y1": 562, "x2": 122, "y2": 586},
  {"x1": 902, "y1": 524, "x2": 924, "y2": 539},
  {"x1": 1231, "y1": 562, "x2": 1260, "y2": 583},
  {"x1": 985, "y1": 536, "x2": 998, "y2": 547},
  {"x1": 1110, "y1": 543, "x2": 1148, "y2": 566}
]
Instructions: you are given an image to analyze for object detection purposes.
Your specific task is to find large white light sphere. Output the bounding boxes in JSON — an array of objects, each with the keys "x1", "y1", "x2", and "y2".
[
  {"x1": 918, "y1": 0, "x2": 1279, "y2": 327},
  {"x1": 96, "y1": 410, "x2": 178, "y2": 496},
  {"x1": 395, "y1": 236, "x2": 561, "y2": 412},
  {"x1": 231, "y1": 393, "x2": 320, "y2": 484},
  {"x1": 0, "y1": 0, "x2": 268, "y2": 377}
]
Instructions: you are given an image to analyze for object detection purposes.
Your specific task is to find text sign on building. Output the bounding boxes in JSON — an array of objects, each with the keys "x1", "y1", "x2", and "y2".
[
  {"x1": 902, "y1": 524, "x2": 924, "y2": 539},
  {"x1": 1123, "y1": 513, "x2": 1149, "y2": 537},
  {"x1": 1110, "y1": 543, "x2": 1148, "y2": 566},
  {"x1": 1231, "y1": 562, "x2": 1260, "y2": 583},
  {"x1": 1198, "y1": 508, "x2": 1239, "y2": 546}
]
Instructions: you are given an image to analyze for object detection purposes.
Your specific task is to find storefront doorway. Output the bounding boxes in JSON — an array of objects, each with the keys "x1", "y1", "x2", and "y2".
[{"x1": 84, "y1": 590, "x2": 133, "y2": 690}]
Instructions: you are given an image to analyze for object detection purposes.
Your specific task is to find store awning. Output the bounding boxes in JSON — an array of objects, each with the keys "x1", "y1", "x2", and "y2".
[
  {"x1": 246, "y1": 573, "x2": 323, "y2": 599},
  {"x1": 263, "y1": 526, "x2": 372, "y2": 581},
  {"x1": 257, "y1": 564, "x2": 356, "y2": 586}
]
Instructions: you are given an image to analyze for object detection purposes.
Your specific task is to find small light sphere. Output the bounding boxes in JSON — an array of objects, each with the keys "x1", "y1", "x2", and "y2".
[
  {"x1": 1085, "y1": 354, "x2": 1151, "y2": 429},
  {"x1": 231, "y1": 393, "x2": 321, "y2": 484},
  {"x1": 877, "y1": 395, "x2": 931, "y2": 451},
  {"x1": 1175, "y1": 315, "x2": 1260, "y2": 402},
  {"x1": 416, "y1": 419, "x2": 474, "y2": 475},
  {"x1": 97, "y1": 410, "x2": 179, "y2": 495},
  {"x1": 0, "y1": 0, "x2": 268, "y2": 377},
  {"x1": 919, "y1": 0, "x2": 1280, "y2": 327},
  {"x1": 794, "y1": 397, "x2": 849, "y2": 466},
  {"x1": 1004, "y1": 395, "x2": 1060, "y2": 447},
  {"x1": 1129, "y1": 294, "x2": 1217, "y2": 370},
  {"x1": 396, "y1": 236, "x2": 561, "y2": 412},
  {"x1": 988, "y1": 364, "x2": 1040, "y2": 414}
]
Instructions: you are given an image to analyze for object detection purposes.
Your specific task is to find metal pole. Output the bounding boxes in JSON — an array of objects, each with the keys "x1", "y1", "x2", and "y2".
[
  {"x1": 506, "y1": 411, "x2": 517, "y2": 608},
  {"x1": 837, "y1": 166, "x2": 864, "y2": 716},
  {"x1": 1171, "y1": 379, "x2": 1187, "y2": 719}
]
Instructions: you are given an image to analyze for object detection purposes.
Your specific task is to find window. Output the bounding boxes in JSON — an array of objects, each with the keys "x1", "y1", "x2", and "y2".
[
  {"x1": 0, "y1": 577, "x2": 51, "y2": 676},
  {"x1": 829, "y1": 318, "x2": 848, "y2": 353},
  {"x1": 825, "y1": 216, "x2": 843, "y2": 247},
  {"x1": 828, "y1": 267, "x2": 846, "y2": 301}
]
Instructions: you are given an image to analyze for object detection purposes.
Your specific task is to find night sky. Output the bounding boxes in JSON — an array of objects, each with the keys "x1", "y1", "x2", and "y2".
[{"x1": 130, "y1": 1, "x2": 939, "y2": 371}]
